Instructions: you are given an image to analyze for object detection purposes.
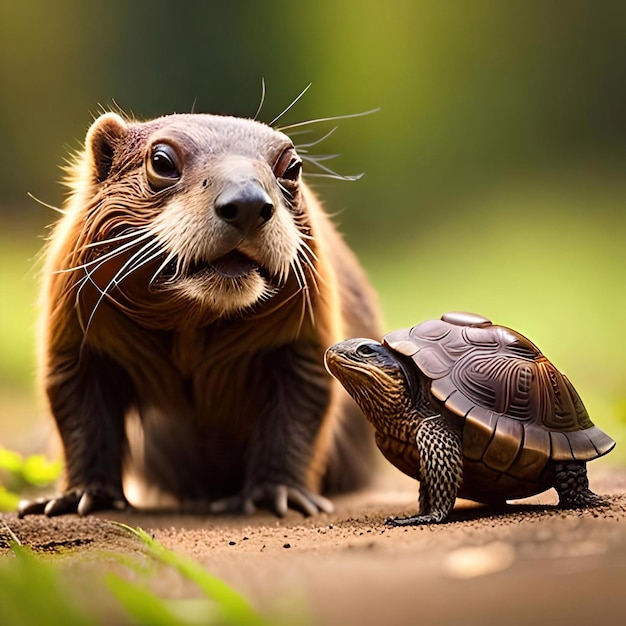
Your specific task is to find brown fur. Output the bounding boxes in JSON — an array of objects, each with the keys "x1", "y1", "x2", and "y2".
[{"x1": 29, "y1": 112, "x2": 382, "y2": 516}]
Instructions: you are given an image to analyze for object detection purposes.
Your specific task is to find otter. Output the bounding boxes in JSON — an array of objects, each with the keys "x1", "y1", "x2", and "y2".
[{"x1": 19, "y1": 111, "x2": 382, "y2": 517}]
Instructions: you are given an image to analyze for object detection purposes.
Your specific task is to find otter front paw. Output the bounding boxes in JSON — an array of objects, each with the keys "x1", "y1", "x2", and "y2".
[
  {"x1": 18, "y1": 485, "x2": 128, "y2": 517},
  {"x1": 209, "y1": 483, "x2": 335, "y2": 517}
]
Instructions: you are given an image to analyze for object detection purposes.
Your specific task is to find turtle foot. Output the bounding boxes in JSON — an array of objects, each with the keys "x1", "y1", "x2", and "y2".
[
  {"x1": 558, "y1": 488, "x2": 607, "y2": 510},
  {"x1": 385, "y1": 511, "x2": 448, "y2": 526},
  {"x1": 553, "y1": 461, "x2": 606, "y2": 509}
]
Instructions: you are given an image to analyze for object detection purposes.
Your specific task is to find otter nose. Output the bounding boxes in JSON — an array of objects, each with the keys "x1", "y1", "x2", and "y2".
[{"x1": 214, "y1": 182, "x2": 274, "y2": 237}]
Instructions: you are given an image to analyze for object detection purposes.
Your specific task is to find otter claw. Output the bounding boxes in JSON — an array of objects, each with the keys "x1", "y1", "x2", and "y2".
[
  {"x1": 17, "y1": 497, "x2": 53, "y2": 518},
  {"x1": 76, "y1": 490, "x2": 127, "y2": 516},
  {"x1": 209, "y1": 484, "x2": 334, "y2": 518},
  {"x1": 18, "y1": 487, "x2": 128, "y2": 517},
  {"x1": 44, "y1": 492, "x2": 82, "y2": 516}
]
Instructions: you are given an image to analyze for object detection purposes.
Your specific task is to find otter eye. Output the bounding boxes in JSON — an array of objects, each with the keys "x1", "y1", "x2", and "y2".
[
  {"x1": 356, "y1": 344, "x2": 377, "y2": 357},
  {"x1": 147, "y1": 143, "x2": 181, "y2": 189},
  {"x1": 282, "y1": 158, "x2": 302, "y2": 181},
  {"x1": 274, "y1": 147, "x2": 302, "y2": 181},
  {"x1": 151, "y1": 145, "x2": 180, "y2": 178}
]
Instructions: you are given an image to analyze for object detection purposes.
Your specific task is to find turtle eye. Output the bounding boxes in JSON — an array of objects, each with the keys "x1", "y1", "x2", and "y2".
[
  {"x1": 147, "y1": 143, "x2": 181, "y2": 190},
  {"x1": 273, "y1": 147, "x2": 302, "y2": 181},
  {"x1": 356, "y1": 343, "x2": 378, "y2": 358}
]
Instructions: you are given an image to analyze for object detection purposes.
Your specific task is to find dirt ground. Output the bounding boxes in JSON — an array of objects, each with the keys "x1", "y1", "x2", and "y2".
[{"x1": 2, "y1": 464, "x2": 626, "y2": 626}]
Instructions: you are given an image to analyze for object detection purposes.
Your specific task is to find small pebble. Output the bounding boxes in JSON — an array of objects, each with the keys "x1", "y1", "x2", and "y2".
[
  {"x1": 283, "y1": 543, "x2": 291, "y2": 549},
  {"x1": 228, "y1": 541, "x2": 236, "y2": 546}
]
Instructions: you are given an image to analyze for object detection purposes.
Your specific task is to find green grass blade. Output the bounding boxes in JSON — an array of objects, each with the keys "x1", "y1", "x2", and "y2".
[
  {"x1": 0, "y1": 544, "x2": 99, "y2": 626},
  {"x1": 106, "y1": 573, "x2": 184, "y2": 626},
  {"x1": 117, "y1": 524, "x2": 269, "y2": 626}
]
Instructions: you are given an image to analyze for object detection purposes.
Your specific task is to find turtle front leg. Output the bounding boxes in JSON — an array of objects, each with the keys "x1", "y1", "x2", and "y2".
[
  {"x1": 553, "y1": 461, "x2": 606, "y2": 508},
  {"x1": 386, "y1": 416, "x2": 463, "y2": 526}
]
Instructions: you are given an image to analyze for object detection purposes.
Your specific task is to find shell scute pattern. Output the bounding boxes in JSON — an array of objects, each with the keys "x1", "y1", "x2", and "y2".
[{"x1": 383, "y1": 312, "x2": 614, "y2": 482}]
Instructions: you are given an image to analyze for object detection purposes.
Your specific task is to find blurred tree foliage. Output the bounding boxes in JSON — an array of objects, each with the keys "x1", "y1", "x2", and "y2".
[
  {"x1": 0, "y1": 0, "x2": 625, "y2": 447},
  {"x1": 1, "y1": 0, "x2": 625, "y2": 235}
]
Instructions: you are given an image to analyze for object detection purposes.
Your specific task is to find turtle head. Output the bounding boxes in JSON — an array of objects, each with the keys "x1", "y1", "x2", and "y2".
[{"x1": 324, "y1": 338, "x2": 414, "y2": 430}]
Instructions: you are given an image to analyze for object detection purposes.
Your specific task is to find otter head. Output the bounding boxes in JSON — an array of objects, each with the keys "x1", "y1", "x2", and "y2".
[{"x1": 66, "y1": 112, "x2": 311, "y2": 329}]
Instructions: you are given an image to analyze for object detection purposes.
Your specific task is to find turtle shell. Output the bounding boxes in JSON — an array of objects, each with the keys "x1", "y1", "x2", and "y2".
[{"x1": 383, "y1": 311, "x2": 615, "y2": 486}]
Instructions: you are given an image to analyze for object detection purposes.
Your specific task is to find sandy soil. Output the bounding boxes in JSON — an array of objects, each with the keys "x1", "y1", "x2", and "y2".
[{"x1": 2, "y1": 465, "x2": 626, "y2": 625}]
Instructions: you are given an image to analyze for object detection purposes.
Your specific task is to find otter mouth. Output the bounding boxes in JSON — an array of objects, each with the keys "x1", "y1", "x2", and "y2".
[
  {"x1": 159, "y1": 250, "x2": 266, "y2": 281},
  {"x1": 210, "y1": 250, "x2": 259, "y2": 278}
]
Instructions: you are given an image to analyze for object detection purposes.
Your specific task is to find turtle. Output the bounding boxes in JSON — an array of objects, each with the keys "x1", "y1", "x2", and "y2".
[{"x1": 324, "y1": 311, "x2": 616, "y2": 525}]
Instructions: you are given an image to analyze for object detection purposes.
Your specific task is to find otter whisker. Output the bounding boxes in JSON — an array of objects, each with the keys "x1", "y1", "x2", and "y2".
[
  {"x1": 27, "y1": 192, "x2": 65, "y2": 215},
  {"x1": 281, "y1": 129, "x2": 314, "y2": 137},
  {"x1": 257, "y1": 283, "x2": 279, "y2": 304},
  {"x1": 294, "y1": 126, "x2": 338, "y2": 150},
  {"x1": 124, "y1": 244, "x2": 166, "y2": 275},
  {"x1": 295, "y1": 245, "x2": 324, "y2": 309},
  {"x1": 76, "y1": 237, "x2": 162, "y2": 308},
  {"x1": 268, "y1": 83, "x2": 312, "y2": 127},
  {"x1": 290, "y1": 256, "x2": 306, "y2": 290},
  {"x1": 297, "y1": 257, "x2": 316, "y2": 329},
  {"x1": 301, "y1": 156, "x2": 364, "y2": 182},
  {"x1": 293, "y1": 255, "x2": 311, "y2": 296},
  {"x1": 298, "y1": 253, "x2": 321, "y2": 290},
  {"x1": 253, "y1": 77, "x2": 266, "y2": 121},
  {"x1": 246, "y1": 251, "x2": 314, "y2": 336},
  {"x1": 297, "y1": 153, "x2": 341, "y2": 162},
  {"x1": 74, "y1": 225, "x2": 149, "y2": 253},
  {"x1": 297, "y1": 239, "x2": 326, "y2": 289},
  {"x1": 276, "y1": 108, "x2": 380, "y2": 132},
  {"x1": 298, "y1": 254, "x2": 321, "y2": 298},
  {"x1": 289, "y1": 216, "x2": 315, "y2": 241},
  {"x1": 78, "y1": 243, "x2": 163, "y2": 339},
  {"x1": 148, "y1": 250, "x2": 179, "y2": 286},
  {"x1": 78, "y1": 238, "x2": 164, "y2": 337},
  {"x1": 83, "y1": 228, "x2": 151, "y2": 249},
  {"x1": 297, "y1": 239, "x2": 320, "y2": 264},
  {"x1": 72, "y1": 234, "x2": 158, "y2": 303},
  {"x1": 303, "y1": 172, "x2": 364, "y2": 182},
  {"x1": 58, "y1": 230, "x2": 153, "y2": 274},
  {"x1": 289, "y1": 256, "x2": 310, "y2": 335},
  {"x1": 274, "y1": 261, "x2": 290, "y2": 287},
  {"x1": 276, "y1": 181, "x2": 295, "y2": 201}
]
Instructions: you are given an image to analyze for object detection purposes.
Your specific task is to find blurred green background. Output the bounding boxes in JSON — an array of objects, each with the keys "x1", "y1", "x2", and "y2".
[{"x1": 0, "y1": 0, "x2": 624, "y2": 458}]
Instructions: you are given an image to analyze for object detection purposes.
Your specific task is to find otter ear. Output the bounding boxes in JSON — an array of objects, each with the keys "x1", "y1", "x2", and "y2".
[{"x1": 85, "y1": 112, "x2": 128, "y2": 183}]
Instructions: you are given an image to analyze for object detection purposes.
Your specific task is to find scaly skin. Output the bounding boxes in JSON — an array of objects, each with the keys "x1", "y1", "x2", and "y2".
[
  {"x1": 386, "y1": 415, "x2": 463, "y2": 526},
  {"x1": 325, "y1": 339, "x2": 465, "y2": 525},
  {"x1": 325, "y1": 334, "x2": 610, "y2": 526},
  {"x1": 552, "y1": 461, "x2": 606, "y2": 508}
]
